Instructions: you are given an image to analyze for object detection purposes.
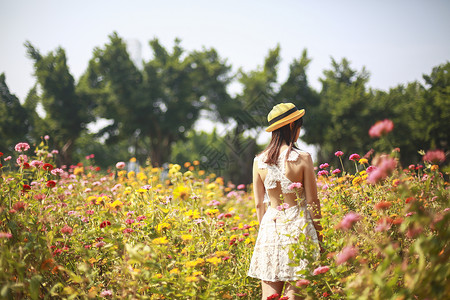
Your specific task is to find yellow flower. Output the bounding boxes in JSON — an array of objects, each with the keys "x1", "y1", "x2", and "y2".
[
  {"x1": 207, "y1": 192, "x2": 216, "y2": 199},
  {"x1": 156, "y1": 222, "x2": 171, "y2": 232},
  {"x1": 152, "y1": 273, "x2": 163, "y2": 279},
  {"x1": 110, "y1": 200, "x2": 123, "y2": 208},
  {"x1": 184, "y1": 171, "x2": 193, "y2": 178},
  {"x1": 74, "y1": 167, "x2": 84, "y2": 175},
  {"x1": 352, "y1": 176, "x2": 364, "y2": 186},
  {"x1": 129, "y1": 157, "x2": 137, "y2": 163},
  {"x1": 358, "y1": 158, "x2": 368, "y2": 165},
  {"x1": 206, "y1": 257, "x2": 222, "y2": 266},
  {"x1": 118, "y1": 170, "x2": 127, "y2": 177},
  {"x1": 193, "y1": 160, "x2": 200, "y2": 166},
  {"x1": 205, "y1": 208, "x2": 219, "y2": 217},
  {"x1": 137, "y1": 172, "x2": 147, "y2": 181},
  {"x1": 171, "y1": 164, "x2": 181, "y2": 172},
  {"x1": 151, "y1": 167, "x2": 160, "y2": 173},
  {"x1": 245, "y1": 237, "x2": 255, "y2": 244},
  {"x1": 206, "y1": 183, "x2": 216, "y2": 190},
  {"x1": 152, "y1": 237, "x2": 169, "y2": 245},
  {"x1": 198, "y1": 170, "x2": 205, "y2": 176},
  {"x1": 215, "y1": 251, "x2": 229, "y2": 257},
  {"x1": 184, "y1": 209, "x2": 201, "y2": 219},
  {"x1": 173, "y1": 186, "x2": 190, "y2": 200},
  {"x1": 185, "y1": 276, "x2": 199, "y2": 282},
  {"x1": 127, "y1": 171, "x2": 136, "y2": 179},
  {"x1": 87, "y1": 196, "x2": 97, "y2": 202},
  {"x1": 181, "y1": 234, "x2": 193, "y2": 241},
  {"x1": 431, "y1": 164, "x2": 439, "y2": 171},
  {"x1": 192, "y1": 271, "x2": 203, "y2": 276},
  {"x1": 169, "y1": 268, "x2": 180, "y2": 275}
]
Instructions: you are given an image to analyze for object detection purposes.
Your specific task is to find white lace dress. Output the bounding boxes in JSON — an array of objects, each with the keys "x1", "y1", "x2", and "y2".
[{"x1": 247, "y1": 148, "x2": 319, "y2": 282}]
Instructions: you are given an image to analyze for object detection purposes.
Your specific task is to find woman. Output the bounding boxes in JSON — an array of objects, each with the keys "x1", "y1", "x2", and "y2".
[{"x1": 247, "y1": 103, "x2": 323, "y2": 300}]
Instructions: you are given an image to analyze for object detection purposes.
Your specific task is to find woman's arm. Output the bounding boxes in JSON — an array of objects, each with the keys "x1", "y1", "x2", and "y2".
[
  {"x1": 303, "y1": 154, "x2": 324, "y2": 244},
  {"x1": 253, "y1": 158, "x2": 266, "y2": 223}
]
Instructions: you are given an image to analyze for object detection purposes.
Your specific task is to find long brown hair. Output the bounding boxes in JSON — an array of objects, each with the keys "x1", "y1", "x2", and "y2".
[{"x1": 263, "y1": 117, "x2": 303, "y2": 165}]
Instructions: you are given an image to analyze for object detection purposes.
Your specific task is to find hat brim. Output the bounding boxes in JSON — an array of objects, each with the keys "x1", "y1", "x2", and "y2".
[{"x1": 265, "y1": 109, "x2": 305, "y2": 132}]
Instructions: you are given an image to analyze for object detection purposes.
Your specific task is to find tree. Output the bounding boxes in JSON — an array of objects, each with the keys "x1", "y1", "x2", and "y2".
[
  {"x1": 83, "y1": 33, "x2": 233, "y2": 166},
  {"x1": 25, "y1": 42, "x2": 95, "y2": 165},
  {"x1": 0, "y1": 74, "x2": 30, "y2": 152}
]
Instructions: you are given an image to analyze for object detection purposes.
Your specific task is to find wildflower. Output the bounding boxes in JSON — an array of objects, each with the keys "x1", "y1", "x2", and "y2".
[
  {"x1": 30, "y1": 160, "x2": 44, "y2": 168},
  {"x1": 313, "y1": 266, "x2": 330, "y2": 275},
  {"x1": 95, "y1": 241, "x2": 106, "y2": 248},
  {"x1": 237, "y1": 184, "x2": 245, "y2": 190},
  {"x1": 136, "y1": 215, "x2": 146, "y2": 222},
  {"x1": 288, "y1": 182, "x2": 302, "y2": 190},
  {"x1": 100, "y1": 220, "x2": 111, "y2": 228},
  {"x1": 337, "y1": 212, "x2": 361, "y2": 231},
  {"x1": 369, "y1": 119, "x2": 394, "y2": 137},
  {"x1": 116, "y1": 162, "x2": 126, "y2": 169},
  {"x1": 349, "y1": 153, "x2": 360, "y2": 161},
  {"x1": 22, "y1": 184, "x2": 31, "y2": 192},
  {"x1": 319, "y1": 163, "x2": 329, "y2": 169},
  {"x1": 374, "y1": 201, "x2": 392, "y2": 210},
  {"x1": 0, "y1": 232, "x2": 13, "y2": 239},
  {"x1": 4, "y1": 156, "x2": 12, "y2": 161},
  {"x1": 295, "y1": 279, "x2": 310, "y2": 287},
  {"x1": 237, "y1": 293, "x2": 247, "y2": 297},
  {"x1": 335, "y1": 151, "x2": 344, "y2": 157},
  {"x1": 60, "y1": 225, "x2": 73, "y2": 235},
  {"x1": 336, "y1": 246, "x2": 358, "y2": 265},
  {"x1": 332, "y1": 168, "x2": 341, "y2": 175},
  {"x1": 206, "y1": 256, "x2": 222, "y2": 266},
  {"x1": 125, "y1": 219, "x2": 135, "y2": 225},
  {"x1": 100, "y1": 290, "x2": 112, "y2": 297},
  {"x1": 13, "y1": 201, "x2": 26, "y2": 211},
  {"x1": 186, "y1": 276, "x2": 199, "y2": 282},
  {"x1": 358, "y1": 158, "x2": 368, "y2": 164},
  {"x1": 43, "y1": 163, "x2": 53, "y2": 171},
  {"x1": 51, "y1": 168, "x2": 64, "y2": 176},
  {"x1": 181, "y1": 234, "x2": 193, "y2": 241},
  {"x1": 367, "y1": 157, "x2": 397, "y2": 184},
  {"x1": 15, "y1": 142, "x2": 30, "y2": 152},
  {"x1": 280, "y1": 296, "x2": 289, "y2": 300},
  {"x1": 423, "y1": 149, "x2": 445, "y2": 164},
  {"x1": 122, "y1": 228, "x2": 134, "y2": 234},
  {"x1": 267, "y1": 293, "x2": 279, "y2": 300},
  {"x1": 152, "y1": 237, "x2": 169, "y2": 245},
  {"x1": 375, "y1": 217, "x2": 393, "y2": 232},
  {"x1": 318, "y1": 170, "x2": 329, "y2": 176},
  {"x1": 46, "y1": 180, "x2": 56, "y2": 188}
]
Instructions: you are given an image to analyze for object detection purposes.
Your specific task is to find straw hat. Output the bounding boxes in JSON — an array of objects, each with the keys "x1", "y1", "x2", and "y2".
[{"x1": 266, "y1": 103, "x2": 305, "y2": 132}]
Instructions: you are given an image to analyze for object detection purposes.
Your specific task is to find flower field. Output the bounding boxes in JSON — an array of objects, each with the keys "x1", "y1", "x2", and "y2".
[{"x1": 0, "y1": 139, "x2": 449, "y2": 299}]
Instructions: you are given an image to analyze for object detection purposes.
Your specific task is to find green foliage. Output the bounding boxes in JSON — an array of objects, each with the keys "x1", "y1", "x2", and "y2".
[{"x1": 0, "y1": 74, "x2": 30, "y2": 153}]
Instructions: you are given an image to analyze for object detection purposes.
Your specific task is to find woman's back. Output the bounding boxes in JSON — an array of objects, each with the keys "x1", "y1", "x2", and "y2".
[{"x1": 255, "y1": 146, "x2": 311, "y2": 209}]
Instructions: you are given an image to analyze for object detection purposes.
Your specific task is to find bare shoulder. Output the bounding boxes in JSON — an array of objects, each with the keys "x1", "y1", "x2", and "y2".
[{"x1": 291, "y1": 150, "x2": 313, "y2": 165}]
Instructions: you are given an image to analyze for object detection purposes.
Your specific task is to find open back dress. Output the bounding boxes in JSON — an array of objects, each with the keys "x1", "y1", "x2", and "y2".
[{"x1": 247, "y1": 148, "x2": 319, "y2": 282}]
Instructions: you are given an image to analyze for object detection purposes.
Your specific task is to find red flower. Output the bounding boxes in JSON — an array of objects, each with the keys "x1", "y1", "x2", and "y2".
[
  {"x1": 22, "y1": 184, "x2": 31, "y2": 192},
  {"x1": 335, "y1": 151, "x2": 344, "y2": 157},
  {"x1": 349, "y1": 153, "x2": 361, "y2": 161},
  {"x1": 267, "y1": 293, "x2": 279, "y2": 300},
  {"x1": 22, "y1": 162, "x2": 31, "y2": 169},
  {"x1": 280, "y1": 297, "x2": 289, "y2": 300},
  {"x1": 13, "y1": 201, "x2": 26, "y2": 211},
  {"x1": 100, "y1": 220, "x2": 111, "y2": 228},
  {"x1": 0, "y1": 152, "x2": 3, "y2": 157},
  {"x1": 374, "y1": 201, "x2": 392, "y2": 210},
  {"x1": 60, "y1": 224, "x2": 73, "y2": 235},
  {"x1": 46, "y1": 180, "x2": 56, "y2": 188},
  {"x1": 323, "y1": 292, "x2": 330, "y2": 297},
  {"x1": 236, "y1": 293, "x2": 247, "y2": 297},
  {"x1": 43, "y1": 163, "x2": 54, "y2": 171}
]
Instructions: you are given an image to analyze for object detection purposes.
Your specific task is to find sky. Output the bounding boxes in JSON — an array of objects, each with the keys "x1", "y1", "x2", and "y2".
[{"x1": 1, "y1": 0, "x2": 449, "y2": 155}]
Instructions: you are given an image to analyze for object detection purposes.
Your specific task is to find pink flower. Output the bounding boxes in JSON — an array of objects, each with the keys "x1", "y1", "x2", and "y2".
[
  {"x1": 237, "y1": 184, "x2": 245, "y2": 190},
  {"x1": 336, "y1": 246, "x2": 358, "y2": 265},
  {"x1": 51, "y1": 168, "x2": 64, "y2": 176},
  {"x1": 423, "y1": 149, "x2": 446, "y2": 164},
  {"x1": 136, "y1": 215, "x2": 146, "y2": 222},
  {"x1": 319, "y1": 163, "x2": 329, "y2": 169},
  {"x1": 0, "y1": 232, "x2": 13, "y2": 238},
  {"x1": 313, "y1": 266, "x2": 330, "y2": 275},
  {"x1": 367, "y1": 157, "x2": 397, "y2": 184},
  {"x1": 15, "y1": 142, "x2": 30, "y2": 152},
  {"x1": 332, "y1": 168, "x2": 341, "y2": 175},
  {"x1": 335, "y1": 151, "x2": 344, "y2": 157},
  {"x1": 30, "y1": 160, "x2": 44, "y2": 168},
  {"x1": 123, "y1": 228, "x2": 134, "y2": 233},
  {"x1": 337, "y1": 212, "x2": 361, "y2": 231},
  {"x1": 100, "y1": 289, "x2": 112, "y2": 297},
  {"x1": 282, "y1": 203, "x2": 290, "y2": 209},
  {"x1": 60, "y1": 225, "x2": 73, "y2": 235},
  {"x1": 86, "y1": 210, "x2": 94, "y2": 215},
  {"x1": 369, "y1": 119, "x2": 394, "y2": 138},
  {"x1": 295, "y1": 279, "x2": 310, "y2": 287},
  {"x1": 4, "y1": 156, "x2": 12, "y2": 161},
  {"x1": 115, "y1": 162, "x2": 126, "y2": 169},
  {"x1": 349, "y1": 153, "x2": 360, "y2": 161},
  {"x1": 318, "y1": 170, "x2": 329, "y2": 176},
  {"x1": 44, "y1": 135, "x2": 50, "y2": 140},
  {"x1": 287, "y1": 182, "x2": 302, "y2": 190},
  {"x1": 125, "y1": 219, "x2": 135, "y2": 224},
  {"x1": 16, "y1": 154, "x2": 28, "y2": 165}
]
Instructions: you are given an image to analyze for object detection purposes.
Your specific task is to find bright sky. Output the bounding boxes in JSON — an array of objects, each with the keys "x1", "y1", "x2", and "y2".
[{"x1": 1, "y1": 0, "x2": 449, "y2": 156}]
